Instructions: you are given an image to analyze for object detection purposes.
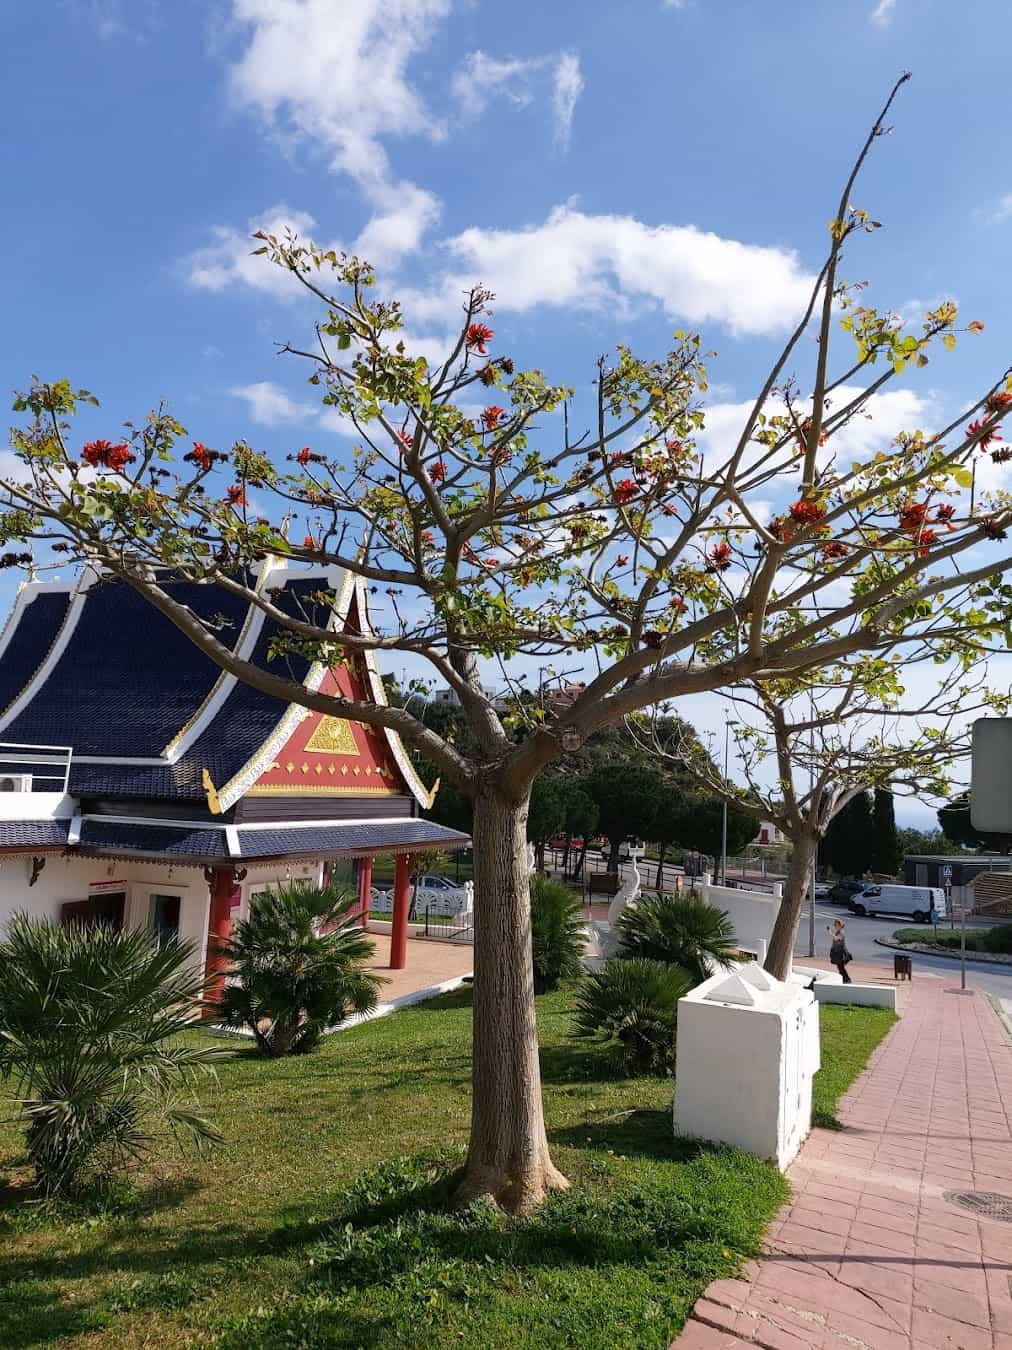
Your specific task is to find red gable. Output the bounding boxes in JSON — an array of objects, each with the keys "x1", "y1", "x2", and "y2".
[{"x1": 247, "y1": 659, "x2": 407, "y2": 798}]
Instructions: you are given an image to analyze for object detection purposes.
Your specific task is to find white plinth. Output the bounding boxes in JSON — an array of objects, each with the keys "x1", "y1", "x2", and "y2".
[{"x1": 673, "y1": 961, "x2": 819, "y2": 1171}]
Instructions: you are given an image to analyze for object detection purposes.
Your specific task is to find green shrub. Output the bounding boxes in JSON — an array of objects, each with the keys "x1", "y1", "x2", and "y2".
[
  {"x1": 530, "y1": 874, "x2": 585, "y2": 993},
  {"x1": 0, "y1": 915, "x2": 221, "y2": 1195},
  {"x1": 574, "y1": 958, "x2": 692, "y2": 1074},
  {"x1": 616, "y1": 892, "x2": 738, "y2": 982},
  {"x1": 218, "y1": 882, "x2": 383, "y2": 1056}
]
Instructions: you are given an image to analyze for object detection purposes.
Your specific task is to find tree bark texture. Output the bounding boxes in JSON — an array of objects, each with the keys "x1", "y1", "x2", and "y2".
[
  {"x1": 456, "y1": 788, "x2": 569, "y2": 1213},
  {"x1": 763, "y1": 833, "x2": 817, "y2": 981}
]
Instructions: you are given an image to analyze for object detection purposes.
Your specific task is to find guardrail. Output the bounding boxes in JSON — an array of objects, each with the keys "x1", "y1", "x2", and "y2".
[{"x1": 0, "y1": 741, "x2": 73, "y2": 794}]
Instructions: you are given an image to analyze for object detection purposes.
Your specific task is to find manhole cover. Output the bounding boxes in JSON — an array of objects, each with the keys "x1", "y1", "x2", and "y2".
[{"x1": 945, "y1": 1190, "x2": 1012, "y2": 1222}]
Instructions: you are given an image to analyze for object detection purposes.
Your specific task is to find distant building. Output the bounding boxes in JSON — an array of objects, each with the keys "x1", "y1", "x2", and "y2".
[
  {"x1": 754, "y1": 822, "x2": 785, "y2": 847},
  {"x1": 902, "y1": 854, "x2": 1011, "y2": 912},
  {"x1": 545, "y1": 681, "x2": 588, "y2": 710},
  {"x1": 433, "y1": 684, "x2": 500, "y2": 708}
]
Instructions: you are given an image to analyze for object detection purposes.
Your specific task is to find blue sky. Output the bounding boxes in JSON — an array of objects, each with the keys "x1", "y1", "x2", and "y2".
[{"x1": 3, "y1": 0, "x2": 1010, "y2": 826}]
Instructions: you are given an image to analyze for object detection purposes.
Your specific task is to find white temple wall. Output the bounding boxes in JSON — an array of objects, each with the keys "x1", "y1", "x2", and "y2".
[{"x1": 0, "y1": 854, "x2": 324, "y2": 971}]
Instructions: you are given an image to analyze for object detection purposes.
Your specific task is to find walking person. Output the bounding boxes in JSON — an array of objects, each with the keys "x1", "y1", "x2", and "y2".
[{"x1": 828, "y1": 918, "x2": 852, "y2": 983}]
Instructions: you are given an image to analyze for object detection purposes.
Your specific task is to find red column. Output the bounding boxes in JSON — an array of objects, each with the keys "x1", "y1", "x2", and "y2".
[
  {"x1": 203, "y1": 865, "x2": 235, "y2": 1007},
  {"x1": 358, "y1": 856, "x2": 373, "y2": 928},
  {"x1": 389, "y1": 852, "x2": 411, "y2": 969}
]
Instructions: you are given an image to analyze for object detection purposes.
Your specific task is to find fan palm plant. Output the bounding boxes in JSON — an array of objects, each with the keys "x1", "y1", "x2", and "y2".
[
  {"x1": 530, "y1": 874, "x2": 586, "y2": 993},
  {"x1": 0, "y1": 915, "x2": 221, "y2": 1196},
  {"x1": 217, "y1": 882, "x2": 382, "y2": 1056},
  {"x1": 574, "y1": 958, "x2": 692, "y2": 1075},
  {"x1": 616, "y1": 892, "x2": 738, "y2": 983}
]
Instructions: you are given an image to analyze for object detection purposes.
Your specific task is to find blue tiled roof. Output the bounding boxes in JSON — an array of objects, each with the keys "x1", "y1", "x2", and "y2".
[
  {"x1": 6, "y1": 578, "x2": 251, "y2": 756},
  {"x1": 64, "y1": 817, "x2": 469, "y2": 863},
  {"x1": 0, "y1": 819, "x2": 70, "y2": 849},
  {"x1": 77, "y1": 819, "x2": 227, "y2": 858},
  {"x1": 236, "y1": 820, "x2": 469, "y2": 859},
  {"x1": 0, "y1": 591, "x2": 72, "y2": 716}
]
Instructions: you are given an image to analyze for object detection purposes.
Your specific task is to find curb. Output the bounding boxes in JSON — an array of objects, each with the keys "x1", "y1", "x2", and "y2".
[{"x1": 874, "y1": 937, "x2": 1012, "y2": 967}]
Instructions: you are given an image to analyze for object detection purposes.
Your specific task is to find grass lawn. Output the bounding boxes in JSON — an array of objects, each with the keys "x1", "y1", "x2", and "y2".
[
  {"x1": 0, "y1": 990, "x2": 894, "y2": 1350},
  {"x1": 893, "y1": 923, "x2": 1012, "y2": 955},
  {"x1": 812, "y1": 1004, "x2": 897, "y2": 1129}
]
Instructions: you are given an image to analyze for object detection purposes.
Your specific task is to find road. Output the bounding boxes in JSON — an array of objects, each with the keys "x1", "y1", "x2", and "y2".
[{"x1": 794, "y1": 902, "x2": 1012, "y2": 999}]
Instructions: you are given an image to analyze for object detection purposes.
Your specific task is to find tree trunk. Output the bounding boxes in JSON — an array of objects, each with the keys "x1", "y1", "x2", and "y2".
[
  {"x1": 655, "y1": 842, "x2": 667, "y2": 892},
  {"x1": 763, "y1": 833, "x2": 817, "y2": 980},
  {"x1": 456, "y1": 787, "x2": 569, "y2": 1214},
  {"x1": 608, "y1": 837, "x2": 621, "y2": 871},
  {"x1": 562, "y1": 834, "x2": 571, "y2": 875},
  {"x1": 536, "y1": 840, "x2": 546, "y2": 872}
]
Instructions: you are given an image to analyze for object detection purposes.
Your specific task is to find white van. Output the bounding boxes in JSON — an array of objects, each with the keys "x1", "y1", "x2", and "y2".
[{"x1": 849, "y1": 884, "x2": 946, "y2": 924}]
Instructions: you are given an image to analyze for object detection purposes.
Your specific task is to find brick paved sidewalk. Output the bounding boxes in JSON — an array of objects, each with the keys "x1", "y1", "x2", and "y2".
[{"x1": 673, "y1": 968, "x2": 1012, "y2": 1349}]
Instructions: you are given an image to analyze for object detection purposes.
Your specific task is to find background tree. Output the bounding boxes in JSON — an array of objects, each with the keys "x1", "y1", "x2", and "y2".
[
  {"x1": 558, "y1": 779, "x2": 599, "y2": 877},
  {"x1": 871, "y1": 788, "x2": 902, "y2": 875},
  {"x1": 822, "y1": 791, "x2": 874, "y2": 877},
  {"x1": 681, "y1": 793, "x2": 757, "y2": 866},
  {"x1": 7, "y1": 82, "x2": 1012, "y2": 1209},
  {"x1": 585, "y1": 762, "x2": 662, "y2": 870},
  {"x1": 639, "y1": 663, "x2": 1007, "y2": 976},
  {"x1": 650, "y1": 782, "x2": 692, "y2": 889},
  {"x1": 938, "y1": 793, "x2": 1012, "y2": 853},
  {"x1": 898, "y1": 825, "x2": 959, "y2": 856},
  {"x1": 527, "y1": 774, "x2": 567, "y2": 870}
]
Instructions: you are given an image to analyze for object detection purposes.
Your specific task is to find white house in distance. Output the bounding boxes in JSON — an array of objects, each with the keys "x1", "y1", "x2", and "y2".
[{"x1": 0, "y1": 561, "x2": 467, "y2": 996}]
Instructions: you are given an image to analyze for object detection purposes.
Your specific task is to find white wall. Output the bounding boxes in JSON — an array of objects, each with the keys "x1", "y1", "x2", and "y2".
[
  {"x1": 700, "y1": 880, "x2": 782, "y2": 967},
  {"x1": 0, "y1": 854, "x2": 324, "y2": 971}
]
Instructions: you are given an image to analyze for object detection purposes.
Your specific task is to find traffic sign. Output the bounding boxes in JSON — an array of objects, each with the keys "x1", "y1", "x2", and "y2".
[{"x1": 941, "y1": 864, "x2": 953, "y2": 885}]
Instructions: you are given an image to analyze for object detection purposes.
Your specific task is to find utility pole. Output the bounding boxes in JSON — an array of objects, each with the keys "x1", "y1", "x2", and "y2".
[
  {"x1": 720, "y1": 717, "x2": 730, "y2": 887},
  {"x1": 808, "y1": 690, "x2": 817, "y2": 959}
]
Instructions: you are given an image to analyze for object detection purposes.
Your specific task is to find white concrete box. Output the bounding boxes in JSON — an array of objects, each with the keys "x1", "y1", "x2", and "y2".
[{"x1": 673, "y1": 961, "x2": 819, "y2": 1171}]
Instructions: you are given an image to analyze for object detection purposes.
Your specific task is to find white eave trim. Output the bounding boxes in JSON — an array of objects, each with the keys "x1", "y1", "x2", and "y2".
[
  {"x1": 0, "y1": 567, "x2": 99, "y2": 731},
  {"x1": 355, "y1": 579, "x2": 431, "y2": 809},
  {"x1": 212, "y1": 568, "x2": 355, "y2": 814}
]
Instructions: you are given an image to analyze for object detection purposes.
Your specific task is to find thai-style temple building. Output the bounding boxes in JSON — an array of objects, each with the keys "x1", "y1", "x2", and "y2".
[{"x1": 0, "y1": 561, "x2": 468, "y2": 990}]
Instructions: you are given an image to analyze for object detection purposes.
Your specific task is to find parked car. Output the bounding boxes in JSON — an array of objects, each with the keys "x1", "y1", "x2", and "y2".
[
  {"x1": 848, "y1": 884, "x2": 946, "y2": 924},
  {"x1": 828, "y1": 879, "x2": 866, "y2": 905},
  {"x1": 814, "y1": 882, "x2": 831, "y2": 900},
  {"x1": 548, "y1": 836, "x2": 583, "y2": 850}
]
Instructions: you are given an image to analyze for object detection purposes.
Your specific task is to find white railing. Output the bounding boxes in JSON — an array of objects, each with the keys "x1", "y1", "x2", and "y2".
[{"x1": 0, "y1": 742, "x2": 73, "y2": 794}]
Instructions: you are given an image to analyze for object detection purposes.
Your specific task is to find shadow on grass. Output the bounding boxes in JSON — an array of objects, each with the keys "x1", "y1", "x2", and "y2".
[{"x1": 549, "y1": 1109, "x2": 707, "y2": 1164}]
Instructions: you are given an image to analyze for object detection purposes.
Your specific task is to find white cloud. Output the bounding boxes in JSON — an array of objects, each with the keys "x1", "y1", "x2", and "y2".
[
  {"x1": 696, "y1": 386, "x2": 932, "y2": 482},
  {"x1": 225, "y1": 0, "x2": 449, "y2": 265},
  {"x1": 185, "y1": 205, "x2": 325, "y2": 297},
  {"x1": 552, "y1": 52, "x2": 583, "y2": 149},
  {"x1": 980, "y1": 193, "x2": 1012, "y2": 225},
  {"x1": 228, "y1": 381, "x2": 317, "y2": 426},
  {"x1": 354, "y1": 182, "x2": 441, "y2": 269},
  {"x1": 451, "y1": 51, "x2": 542, "y2": 116},
  {"x1": 452, "y1": 49, "x2": 583, "y2": 150},
  {"x1": 870, "y1": 0, "x2": 896, "y2": 26},
  {"x1": 402, "y1": 203, "x2": 816, "y2": 337}
]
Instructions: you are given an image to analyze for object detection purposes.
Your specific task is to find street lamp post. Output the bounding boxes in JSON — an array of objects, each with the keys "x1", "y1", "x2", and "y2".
[
  {"x1": 807, "y1": 690, "x2": 816, "y2": 958},
  {"x1": 720, "y1": 718, "x2": 730, "y2": 887}
]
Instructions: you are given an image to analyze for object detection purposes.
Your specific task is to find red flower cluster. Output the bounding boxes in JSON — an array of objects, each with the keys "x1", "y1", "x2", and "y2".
[
  {"x1": 226, "y1": 484, "x2": 247, "y2": 507},
  {"x1": 708, "y1": 542, "x2": 733, "y2": 571},
  {"x1": 936, "y1": 503, "x2": 957, "y2": 529},
  {"x1": 616, "y1": 554, "x2": 630, "y2": 566},
  {"x1": 899, "y1": 501, "x2": 930, "y2": 533},
  {"x1": 430, "y1": 460, "x2": 447, "y2": 483},
  {"x1": 986, "y1": 391, "x2": 1012, "y2": 415},
  {"x1": 983, "y1": 517, "x2": 1008, "y2": 541},
  {"x1": 187, "y1": 442, "x2": 213, "y2": 472},
  {"x1": 669, "y1": 595, "x2": 688, "y2": 614},
  {"x1": 822, "y1": 541, "x2": 848, "y2": 560},
  {"x1": 665, "y1": 438, "x2": 683, "y2": 455},
  {"x1": 968, "y1": 418, "x2": 1003, "y2": 451},
  {"x1": 916, "y1": 527, "x2": 938, "y2": 556},
  {"x1": 788, "y1": 498, "x2": 826, "y2": 527},
  {"x1": 466, "y1": 323, "x2": 494, "y2": 354},
  {"x1": 613, "y1": 478, "x2": 638, "y2": 505},
  {"x1": 303, "y1": 535, "x2": 317, "y2": 550},
  {"x1": 481, "y1": 405, "x2": 505, "y2": 431},
  {"x1": 992, "y1": 446, "x2": 1012, "y2": 465},
  {"x1": 82, "y1": 439, "x2": 135, "y2": 473}
]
